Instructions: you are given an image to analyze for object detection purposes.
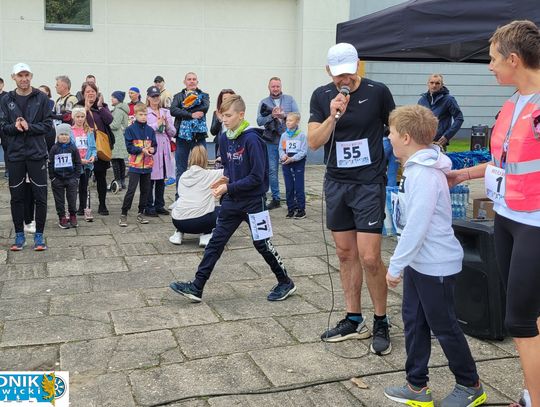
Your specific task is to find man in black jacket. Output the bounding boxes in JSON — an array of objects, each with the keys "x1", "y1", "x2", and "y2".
[
  {"x1": 169, "y1": 72, "x2": 210, "y2": 199},
  {"x1": 0, "y1": 63, "x2": 53, "y2": 251}
]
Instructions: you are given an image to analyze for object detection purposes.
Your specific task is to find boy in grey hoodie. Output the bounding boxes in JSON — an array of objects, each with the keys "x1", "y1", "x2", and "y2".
[{"x1": 383, "y1": 105, "x2": 486, "y2": 407}]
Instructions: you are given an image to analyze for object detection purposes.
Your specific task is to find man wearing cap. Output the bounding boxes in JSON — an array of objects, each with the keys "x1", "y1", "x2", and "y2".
[
  {"x1": 418, "y1": 73, "x2": 464, "y2": 149},
  {"x1": 257, "y1": 77, "x2": 299, "y2": 210},
  {"x1": 308, "y1": 43, "x2": 395, "y2": 355},
  {"x1": 0, "y1": 63, "x2": 53, "y2": 251},
  {"x1": 154, "y1": 76, "x2": 172, "y2": 109}
]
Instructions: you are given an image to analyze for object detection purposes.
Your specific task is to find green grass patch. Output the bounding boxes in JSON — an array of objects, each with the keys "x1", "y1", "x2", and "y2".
[{"x1": 447, "y1": 138, "x2": 470, "y2": 152}]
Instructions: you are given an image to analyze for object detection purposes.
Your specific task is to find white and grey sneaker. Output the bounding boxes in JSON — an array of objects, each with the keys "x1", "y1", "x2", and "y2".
[
  {"x1": 320, "y1": 318, "x2": 371, "y2": 342},
  {"x1": 199, "y1": 233, "x2": 212, "y2": 247},
  {"x1": 169, "y1": 231, "x2": 183, "y2": 245}
]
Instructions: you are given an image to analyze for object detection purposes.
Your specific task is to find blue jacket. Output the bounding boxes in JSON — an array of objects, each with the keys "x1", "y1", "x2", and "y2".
[
  {"x1": 418, "y1": 86, "x2": 464, "y2": 142},
  {"x1": 124, "y1": 121, "x2": 157, "y2": 174},
  {"x1": 219, "y1": 127, "x2": 269, "y2": 200}
]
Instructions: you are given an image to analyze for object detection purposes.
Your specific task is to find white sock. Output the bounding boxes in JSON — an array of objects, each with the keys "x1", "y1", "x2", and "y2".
[{"x1": 522, "y1": 389, "x2": 531, "y2": 407}]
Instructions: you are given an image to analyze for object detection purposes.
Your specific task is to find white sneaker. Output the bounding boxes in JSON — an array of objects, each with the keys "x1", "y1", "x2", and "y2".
[
  {"x1": 168, "y1": 201, "x2": 177, "y2": 210},
  {"x1": 169, "y1": 231, "x2": 183, "y2": 245},
  {"x1": 24, "y1": 221, "x2": 36, "y2": 234},
  {"x1": 199, "y1": 233, "x2": 212, "y2": 247}
]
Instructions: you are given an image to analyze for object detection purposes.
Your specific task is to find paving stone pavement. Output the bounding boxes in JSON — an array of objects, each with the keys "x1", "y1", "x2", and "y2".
[{"x1": 0, "y1": 167, "x2": 521, "y2": 406}]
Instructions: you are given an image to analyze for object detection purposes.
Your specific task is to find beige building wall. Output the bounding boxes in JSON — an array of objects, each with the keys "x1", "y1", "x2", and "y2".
[{"x1": 0, "y1": 0, "x2": 349, "y2": 133}]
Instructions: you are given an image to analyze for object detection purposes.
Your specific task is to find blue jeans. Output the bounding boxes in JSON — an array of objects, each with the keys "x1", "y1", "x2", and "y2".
[
  {"x1": 175, "y1": 137, "x2": 207, "y2": 198},
  {"x1": 383, "y1": 137, "x2": 399, "y2": 187},
  {"x1": 282, "y1": 158, "x2": 306, "y2": 211},
  {"x1": 266, "y1": 142, "x2": 280, "y2": 200}
]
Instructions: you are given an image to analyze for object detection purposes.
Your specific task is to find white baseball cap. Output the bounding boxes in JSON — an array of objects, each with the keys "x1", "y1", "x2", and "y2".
[
  {"x1": 12, "y1": 62, "x2": 32, "y2": 75},
  {"x1": 327, "y1": 43, "x2": 358, "y2": 76}
]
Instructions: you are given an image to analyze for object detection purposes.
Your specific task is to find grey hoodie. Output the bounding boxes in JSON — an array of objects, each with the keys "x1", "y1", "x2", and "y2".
[
  {"x1": 388, "y1": 145, "x2": 463, "y2": 278},
  {"x1": 172, "y1": 165, "x2": 224, "y2": 221}
]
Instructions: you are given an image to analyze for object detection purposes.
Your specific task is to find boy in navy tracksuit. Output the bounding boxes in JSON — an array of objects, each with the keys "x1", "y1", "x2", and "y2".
[
  {"x1": 119, "y1": 102, "x2": 157, "y2": 226},
  {"x1": 170, "y1": 95, "x2": 296, "y2": 302},
  {"x1": 383, "y1": 105, "x2": 485, "y2": 407},
  {"x1": 49, "y1": 123, "x2": 82, "y2": 229}
]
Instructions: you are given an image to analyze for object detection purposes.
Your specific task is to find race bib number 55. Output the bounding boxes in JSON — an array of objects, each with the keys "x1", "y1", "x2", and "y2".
[{"x1": 336, "y1": 139, "x2": 371, "y2": 168}]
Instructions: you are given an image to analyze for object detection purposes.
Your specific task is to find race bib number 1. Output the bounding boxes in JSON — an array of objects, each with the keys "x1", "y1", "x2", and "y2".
[
  {"x1": 54, "y1": 153, "x2": 73, "y2": 169},
  {"x1": 248, "y1": 210, "x2": 273, "y2": 241},
  {"x1": 485, "y1": 164, "x2": 506, "y2": 205},
  {"x1": 336, "y1": 139, "x2": 371, "y2": 168}
]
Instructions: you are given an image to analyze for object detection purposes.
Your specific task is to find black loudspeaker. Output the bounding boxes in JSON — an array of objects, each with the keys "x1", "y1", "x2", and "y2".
[
  {"x1": 452, "y1": 219, "x2": 506, "y2": 340},
  {"x1": 470, "y1": 125, "x2": 490, "y2": 150}
]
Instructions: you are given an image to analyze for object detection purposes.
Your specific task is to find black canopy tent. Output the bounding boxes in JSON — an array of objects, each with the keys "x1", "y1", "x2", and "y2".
[{"x1": 336, "y1": 0, "x2": 540, "y2": 63}]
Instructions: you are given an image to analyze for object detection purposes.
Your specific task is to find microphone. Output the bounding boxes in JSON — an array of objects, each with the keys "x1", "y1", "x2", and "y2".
[{"x1": 335, "y1": 86, "x2": 351, "y2": 119}]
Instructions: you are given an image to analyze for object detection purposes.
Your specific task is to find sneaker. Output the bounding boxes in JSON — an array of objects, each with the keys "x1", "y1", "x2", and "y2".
[
  {"x1": 119, "y1": 214, "x2": 128, "y2": 227},
  {"x1": 76, "y1": 207, "x2": 85, "y2": 216},
  {"x1": 137, "y1": 213, "x2": 149, "y2": 224},
  {"x1": 24, "y1": 221, "x2": 36, "y2": 234},
  {"x1": 321, "y1": 318, "x2": 371, "y2": 342},
  {"x1": 286, "y1": 210, "x2": 295, "y2": 219},
  {"x1": 267, "y1": 279, "x2": 297, "y2": 301},
  {"x1": 371, "y1": 318, "x2": 392, "y2": 355},
  {"x1": 294, "y1": 209, "x2": 306, "y2": 219},
  {"x1": 69, "y1": 214, "x2": 78, "y2": 228},
  {"x1": 199, "y1": 233, "x2": 212, "y2": 247},
  {"x1": 169, "y1": 281, "x2": 203, "y2": 302},
  {"x1": 98, "y1": 206, "x2": 109, "y2": 216},
  {"x1": 33, "y1": 233, "x2": 48, "y2": 251},
  {"x1": 110, "y1": 180, "x2": 119, "y2": 194},
  {"x1": 58, "y1": 216, "x2": 70, "y2": 229},
  {"x1": 267, "y1": 199, "x2": 281, "y2": 210},
  {"x1": 156, "y1": 208, "x2": 170, "y2": 215},
  {"x1": 384, "y1": 383, "x2": 434, "y2": 407},
  {"x1": 10, "y1": 232, "x2": 26, "y2": 251},
  {"x1": 441, "y1": 383, "x2": 487, "y2": 407},
  {"x1": 169, "y1": 231, "x2": 183, "y2": 245},
  {"x1": 517, "y1": 390, "x2": 530, "y2": 407},
  {"x1": 84, "y1": 208, "x2": 94, "y2": 222},
  {"x1": 144, "y1": 209, "x2": 158, "y2": 217}
]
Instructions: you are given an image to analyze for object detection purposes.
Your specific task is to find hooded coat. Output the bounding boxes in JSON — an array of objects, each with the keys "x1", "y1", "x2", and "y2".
[
  {"x1": 388, "y1": 145, "x2": 463, "y2": 278},
  {"x1": 418, "y1": 86, "x2": 464, "y2": 142},
  {"x1": 110, "y1": 102, "x2": 129, "y2": 159}
]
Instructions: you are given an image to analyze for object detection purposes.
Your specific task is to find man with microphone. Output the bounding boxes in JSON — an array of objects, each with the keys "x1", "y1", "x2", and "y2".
[{"x1": 308, "y1": 43, "x2": 396, "y2": 355}]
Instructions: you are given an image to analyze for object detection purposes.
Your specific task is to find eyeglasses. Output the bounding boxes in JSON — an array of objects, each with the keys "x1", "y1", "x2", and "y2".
[{"x1": 429, "y1": 81, "x2": 441, "y2": 85}]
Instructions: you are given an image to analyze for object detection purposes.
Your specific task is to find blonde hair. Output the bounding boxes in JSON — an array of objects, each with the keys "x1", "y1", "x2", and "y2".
[
  {"x1": 490, "y1": 20, "x2": 540, "y2": 69},
  {"x1": 71, "y1": 107, "x2": 91, "y2": 133},
  {"x1": 134, "y1": 102, "x2": 147, "y2": 114},
  {"x1": 389, "y1": 105, "x2": 438, "y2": 145},
  {"x1": 287, "y1": 112, "x2": 301, "y2": 121},
  {"x1": 188, "y1": 145, "x2": 208, "y2": 168},
  {"x1": 219, "y1": 94, "x2": 246, "y2": 114}
]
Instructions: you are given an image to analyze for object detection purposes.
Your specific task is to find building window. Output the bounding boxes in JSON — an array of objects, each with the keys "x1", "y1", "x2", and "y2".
[{"x1": 44, "y1": 0, "x2": 92, "y2": 31}]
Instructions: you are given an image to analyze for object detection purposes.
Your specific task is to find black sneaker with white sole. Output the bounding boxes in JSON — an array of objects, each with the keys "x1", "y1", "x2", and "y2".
[
  {"x1": 169, "y1": 281, "x2": 203, "y2": 302},
  {"x1": 321, "y1": 318, "x2": 371, "y2": 342}
]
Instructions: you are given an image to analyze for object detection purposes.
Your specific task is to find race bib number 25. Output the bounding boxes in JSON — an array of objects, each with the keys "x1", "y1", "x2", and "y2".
[{"x1": 336, "y1": 139, "x2": 371, "y2": 168}]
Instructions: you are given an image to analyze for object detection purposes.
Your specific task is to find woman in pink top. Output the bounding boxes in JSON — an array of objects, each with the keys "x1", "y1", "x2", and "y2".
[{"x1": 145, "y1": 86, "x2": 176, "y2": 216}]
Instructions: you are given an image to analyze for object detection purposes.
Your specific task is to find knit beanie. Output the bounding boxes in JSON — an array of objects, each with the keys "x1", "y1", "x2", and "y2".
[
  {"x1": 112, "y1": 90, "x2": 125, "y2": 102},
  {"x1": 56, "y1": 123, "x2": 71, "y2": 137}
]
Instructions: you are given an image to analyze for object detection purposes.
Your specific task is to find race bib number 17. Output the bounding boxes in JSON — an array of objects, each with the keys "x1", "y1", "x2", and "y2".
[
  {"x1": 248, "y1": 210, "x2": 273, "y2": 241},
  {"x1": 336, "y1": 139, "x2": 371, "y2": 168}
]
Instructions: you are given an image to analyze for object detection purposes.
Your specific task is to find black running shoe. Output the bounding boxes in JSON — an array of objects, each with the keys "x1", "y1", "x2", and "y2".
[
  {"x1": 169, "y1": 281, "x2": 203, "y2": 302},
  {"x1": 370, "y1": 318, "x2": 392, "y2": 355},
  {"x1": 321, "y1": 318, "x2": 371, "y2": 342}
]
